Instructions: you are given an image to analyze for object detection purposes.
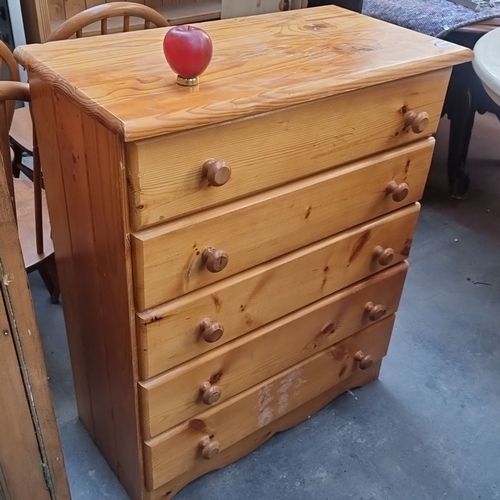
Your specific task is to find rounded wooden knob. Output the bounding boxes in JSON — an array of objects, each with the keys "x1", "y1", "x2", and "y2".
[
  {"x1": 202, "y1": 247, "x2": 229, "y2": 273},
  {"x1": 373, "y1": 246, "x2": 394, "y2": 266},
  {"x1": 364, "y1": 301, "x2": 386, "y2": 321},
  {"x1": 202, "y1": 159, "x2": 231, "y2": 187},
  {"x1": 386, "y1": 181, "x2": 409, "y2": 202},
  {"x1": 200, "y1": 381, "x2": 222, "y2": 405},
  {"x1": 199, "y1": 435, "x2": 220, "y2": 460},
  {"x1": 200, "y1": 318, "x2": 224, "y2": 343},
  {"x1": 405, "y1": 111, "x2": 429, "y2": 134},
  {"x1": 354, "y1": 350, "x2": 373, "y2": 370}
]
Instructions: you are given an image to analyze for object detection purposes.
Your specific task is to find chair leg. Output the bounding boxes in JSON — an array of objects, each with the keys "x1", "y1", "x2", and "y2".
[
  {"x1": 11, "y1": 143, "x2": 22, "y2": 178},
  {"x1": 447, "y1": 85, "x2": 475, "y2": 200},
  {"x1": 38, "y1": 254, "x2": 61, "y2": 304}
]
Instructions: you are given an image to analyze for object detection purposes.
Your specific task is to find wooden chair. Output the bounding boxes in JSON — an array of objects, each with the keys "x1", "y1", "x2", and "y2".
[
  {"x1": 0, "y1": 41, "x2": 33, "y2": 181},
  {"x1": 0, "y1": 80, "x2": 60, "y2": 303},
  {"x1": 46, "y1": 1, "x2": 169, "y2": 41},
  {"x1": 7, "y1": 2, "x2": 168, "y2": 191}
]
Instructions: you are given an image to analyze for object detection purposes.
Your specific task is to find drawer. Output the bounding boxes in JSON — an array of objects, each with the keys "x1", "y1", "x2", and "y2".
[
  {"x1": 127, "y1": 69, "x2": 449, "y2": 229},
  {"x1": 139, "y1": 269, "x2": 405, "y2": 438},
  {"x1": 143, "y1": 316, "x2": 395, "y2": 491},
  {"x1": 132, "y1": 139, "x2": 433, "y2": 310},
  {"x1": 137, "y1": 206, "x2": 418, "y2": 379}
]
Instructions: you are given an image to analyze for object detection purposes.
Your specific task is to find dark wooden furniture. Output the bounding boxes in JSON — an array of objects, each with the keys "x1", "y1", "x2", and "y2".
[
  {"x1": 443, "y1": 19, "x2": 500, "y2": 199},
  {"x1": 0, "y1": 132, "x2": 69, "y2": 499}
]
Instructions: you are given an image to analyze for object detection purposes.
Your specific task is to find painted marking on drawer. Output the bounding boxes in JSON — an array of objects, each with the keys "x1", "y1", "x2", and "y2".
[{"x1": 143, "y1": 316, "x2": 394, "y2": 491}]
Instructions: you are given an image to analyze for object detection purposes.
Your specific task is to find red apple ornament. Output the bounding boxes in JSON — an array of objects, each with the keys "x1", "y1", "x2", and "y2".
[{"x1": 163, "y1": 25, "x2": 213, "y2": 87}]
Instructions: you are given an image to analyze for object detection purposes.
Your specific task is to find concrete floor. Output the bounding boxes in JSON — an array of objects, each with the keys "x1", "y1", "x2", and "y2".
[{"x1": 31, "y1": 112, "x2": 500, "y2": 500}]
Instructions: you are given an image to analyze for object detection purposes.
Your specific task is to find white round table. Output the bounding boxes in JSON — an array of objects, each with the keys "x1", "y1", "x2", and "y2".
[{"x1": 472, "y1": 27, "x2": 500, "y2": 106}]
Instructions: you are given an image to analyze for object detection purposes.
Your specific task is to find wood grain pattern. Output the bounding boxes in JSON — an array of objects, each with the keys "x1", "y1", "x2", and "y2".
[
  {"x1": 139, "y1": 283, "x2": 398, "y2": 437},
  {"x1": 11, "y1": 106, "x2": 33, "y2": 152},
  {"x1": 64, "y1": 0, "x2": 86, "y2": 20},
  {"x1": 52, "y1": 88, "x2": 118, "y2": 465},
  {"x1": 0, "y1": 302, "x2": 51, "y2": 500},
  {"x1": 14, "y1": 179, "x2": 54, "y2": 271},
  {"x1": 146, "y1": 358, "x2": 381, "y2": 500},
  {"x1": 128, "y1": 70, "x2": 447, "y2": 228},
  {"x1": 143, "y1": 317, "x2": 394, "y2": 490},
  {"x1": 132, "y1": 140, "x2": 433, "y2": 310},
  {"x1": 137, "y1": 206, "x2": 417, "y2": 379},
  {"x1": 221, "y1": 0, "x2": 294, "y2": 19},
  {"x1": 29, "y1": 79, "x2": 144, "y2": 500},
  {"x1": 20, "y1": 7, "x2": 467, "y2": 498},
  {"x1": 0, "y1": 128, "x2": 70, "y2": 498},
  {"x1": 19, "y1": 0, "x2": 53, "y2": 43},
  {"x1": 14, "y1": 7, "x2": 472, "y2": 141},
  {"x1": 29, "y1": 77, "x2": 95, "y2": 436}
]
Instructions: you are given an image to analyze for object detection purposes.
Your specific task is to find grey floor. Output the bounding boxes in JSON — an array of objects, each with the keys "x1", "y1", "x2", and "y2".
[{"x1": 31, "y1": 113, "x2": 500, "y2": 500}]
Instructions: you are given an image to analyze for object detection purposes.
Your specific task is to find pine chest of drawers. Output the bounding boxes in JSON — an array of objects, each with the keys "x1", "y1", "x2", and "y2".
[{"x1": 16, "y1": 7, "x2": 471, "y2": 499}]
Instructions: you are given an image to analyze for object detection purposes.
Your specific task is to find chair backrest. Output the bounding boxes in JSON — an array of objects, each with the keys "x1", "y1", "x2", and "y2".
[
  {"x1": 47, "y1": 2, "x2": 169, "y2": 41},
  {"x1": 0, "y1": 40, "x2": 23, "y2": 208},
  {"x1": 0, "y1": 80, "x2": 44, "y2": 254},
  {"x1": 0, "y1": 41, "x2": 21, "y2": 128}
]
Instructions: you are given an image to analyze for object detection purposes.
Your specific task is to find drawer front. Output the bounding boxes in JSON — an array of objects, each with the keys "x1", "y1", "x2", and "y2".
[
  {"x1": 127, "y1": 69, "x2": 449, "y2": 229},
  {"x1": 139, "y1": 269, "x2": 405, "y2": 438},
  {"x1": 143, "y1": 316, "x2": 395, "y2": 490},
  {"x1": 132, "y1": 139, "x2": 433, "y2": 310},
  {"x1": 137, "y1": 207, "x2": 418, "y2": 379}
]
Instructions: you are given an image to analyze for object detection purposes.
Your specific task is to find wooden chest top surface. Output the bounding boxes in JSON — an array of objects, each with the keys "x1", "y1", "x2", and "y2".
[{"x1": 15, "y1": 6, "x2": 471, "y2": 141}]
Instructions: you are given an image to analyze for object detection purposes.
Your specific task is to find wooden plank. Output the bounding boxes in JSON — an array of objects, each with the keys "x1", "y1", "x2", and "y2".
[
  {"x1": 132, "y1": 139, "x2": 434, "y2": 309},
  {"x1": 86, "y1": 0, "x2": 104, "y2": 9},
  {"x1": 0, "y1": 101, "x2": 70, "y2": 499},
  {"x1": 0, "y1": 300, "x2": 51, "y2": 500},
  {"x1": 139, "y1": 275, "x2": 399, "y2": 437},
  {"x1": 156, "y1": 0, "x2": 220, "y2": 24},
  {"x1": 48, "y1": 0, "x2": 66, "y2": 21},
  {"x1": 137, "y1": 205, "x2": 416, "y2": 378},
  {"x1": 144, "y1": 316, "x2": 394, "y2": 490},
  {"x1": 30, "y1": 78, "x2": 144, "y2": 500},
  {"x1": 14, "y1": 7, "x2": 471, "y2": 141},
  {"x1": 63, "y1": 0, "x2": 87, "y2": 20},
  {"x1": 29, "y1": 77, "x2": 95, "y2": 440},
  {"x1": 221, "y1": 0, "x2": 286, "y2": 19},
  {"x1": 145, "y1": 0, "x2": 163, "y2": 9},
  {"x1": 146, "y1": 358, "x2": 382, "y2": 499},
  {"x1": 51, "y1": 88, "x2": 118, "y2": 465},
  {"x1": 20, "y1": 0, "x2": 53, "y2": 43},
  {"x1": 80, "y1": 96, "x2": 144, "y2": 500},
  {"x1": 127, "y1": 70, "x2": 449, "y2": 228}
]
